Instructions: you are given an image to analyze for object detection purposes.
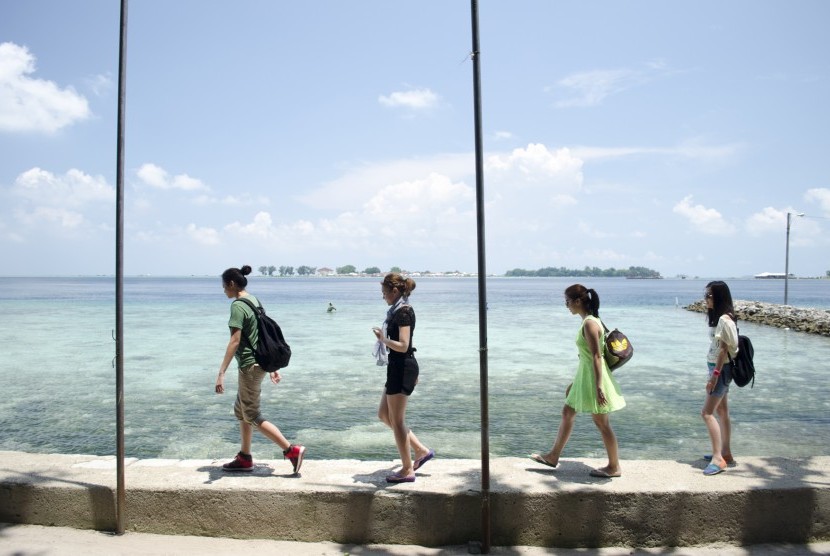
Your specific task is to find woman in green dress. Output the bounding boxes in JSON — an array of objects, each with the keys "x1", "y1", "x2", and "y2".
[{"x1": 529, "y1": 284, "x2": 626, "y2": 477}]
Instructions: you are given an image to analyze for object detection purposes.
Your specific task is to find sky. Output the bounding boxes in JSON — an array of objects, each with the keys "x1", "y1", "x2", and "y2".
[{"x1": 1, "y1": 0, "x2": 829, "y2": 278}]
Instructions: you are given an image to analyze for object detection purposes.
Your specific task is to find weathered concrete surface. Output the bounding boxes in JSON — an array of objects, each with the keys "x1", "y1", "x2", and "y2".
[
  {"x1": 1, "y1": 451, "x2": 828, "y2": 549},
  {"x1": 2, "y1": 524, "x2": 829, "y2": 556},
  {"x1": 686, "y1": 300, "x2": 830, "y2": 336}
]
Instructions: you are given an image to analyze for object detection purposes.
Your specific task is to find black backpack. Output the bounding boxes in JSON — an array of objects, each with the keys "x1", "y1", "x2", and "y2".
[
  {"x1": 728, "y1": 327, "x2": 755, "y2": 388},
  {"x1": 235, "y1": 297, "x2": 291, "y2": 372}
]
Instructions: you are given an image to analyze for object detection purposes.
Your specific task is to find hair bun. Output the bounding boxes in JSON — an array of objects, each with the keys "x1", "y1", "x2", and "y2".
[{"x1": 240, "y1": 265, "x2": 252, "y2": 275}]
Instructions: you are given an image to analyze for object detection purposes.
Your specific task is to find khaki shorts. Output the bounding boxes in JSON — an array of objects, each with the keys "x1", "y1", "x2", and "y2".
[{"x1": 234, "y1": 364, "x2": 267, "y2": 425}]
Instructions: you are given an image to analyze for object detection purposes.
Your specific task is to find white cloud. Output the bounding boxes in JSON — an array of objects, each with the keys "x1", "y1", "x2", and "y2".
[
  {"x1": 461, "y1": 144, "x2": 586, "y2": 247},
  {"x1": 364, "y1": 173, "x2": 474, "y2": 223},
  {"x1": 745, "y1": 206, "x2": 786, "y2": 235},
  {"x1": 484, "y1": 143, "x2": 583, "y2": 224},
  {"x1": 581, "y1": 247, "x2": 629, "y2": 262},
  {"x1": 570, "y1": 141, "x2": 742, "y2": 162},
  {"x1": 186, "y1": 223, "x2": 221, "y2": 246},
  {"x1": 578, "y1": 222, "x2": 611, "y2": 239},
  {"x1": 136, "y1": 163, "x2": 207, "y2": 191},
  {"x1": 299, "y1": 144, "x2": 584, "y2": 258},
  {"x1": 492, "y1": 131, "x2": 514, "y2": 141},
  {"x1": 672, "y1": 195, "x2": 736, "y2": 235},
  {"x1": 550, "y1": 194, "x2": 578, "y2": 207},
  {"x1": 553, "y1": 68, "x2": 641, "y2": 107},
  {"x1": 171, "y1": 174, "x2": 205, "y2": 191},
  {"x1": 0, "y1": 42, "x2": 90, "y2": 133},
  {"x1": 16, "y1": 206, "x2": 85, "y2": 229},
  {"x1": 805, "y1": 188, "x2": 830, "y2": 216},
  {"x1": 299, "y1": 153, "x2": 472, "y2": 211},
  {"x1": 550, "y1": 61, "x2": 678, "y2": 108},
  {"x1": 193, "y1": 193, "x2": 266, "y2": 206},
  {"x1": 136, "y1": 163, "x2": 167, "y2": 188},
  {"x1": 300, "y1": 144, "x2": 582, "y2": 214},
  {"x1": 485, "y1": 143, "x2": 584, "y2": 189},
  {"x1": 85, "y1": 73, "x2": 114, "y2": 97},
  {"x1": 225, "y1": 211, "x2": 276, "y2": 239},
  {"x1": 745, "y1": 205, "x2": 822, "y2": 247},
  {"x1": 134, "y1": 230, "x2": 163, "y2": 243},
  {"x1": 378, "y1": 88, "x2": 439, "y2": 110},
  {"x1": 225, "y1": 173, "x2": 475, "y2": 253},
  {"x1": 8, "y1": 167, "x2": 114, "y2": 232},
  {"x1": 13, "y1": 167, "x2": 114, "y2": 207}
]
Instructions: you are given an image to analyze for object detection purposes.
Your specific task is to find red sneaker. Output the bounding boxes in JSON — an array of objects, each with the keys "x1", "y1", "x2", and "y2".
[
  {"x1": 284, "y1": 445, "x2": 306, "y2": 474},
  {"x1": 222, "y1": 451, "x2": 254, "y2": 472}
]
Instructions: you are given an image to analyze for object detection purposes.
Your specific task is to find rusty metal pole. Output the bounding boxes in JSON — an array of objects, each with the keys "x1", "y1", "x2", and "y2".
[
  {"x1": 114, "y1": 0, "x2": 129, "y2": 535},
  {"x1": 469, "y1": 0, "x2": 490, "y2": 552}
]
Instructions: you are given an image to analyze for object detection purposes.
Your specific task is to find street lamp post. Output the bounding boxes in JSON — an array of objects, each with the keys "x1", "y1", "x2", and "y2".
[{"x1": 784, "y1": 211, "x2": 804, "y2": 305}]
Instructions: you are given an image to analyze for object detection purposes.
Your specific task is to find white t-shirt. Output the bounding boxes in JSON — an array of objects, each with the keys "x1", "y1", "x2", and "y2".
[{"x1": 707, "y1": 314, "x2": 738, "y2": 364}]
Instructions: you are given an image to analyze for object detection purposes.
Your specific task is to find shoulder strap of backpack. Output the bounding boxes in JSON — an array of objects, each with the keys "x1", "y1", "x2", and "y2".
[
  {"x1": 234, "y1": 296, "x2": 262, "y2": 313},
  {"x1": 726, "y1": 320, "x2": 740, "y2": 366},
  {"x1": 233, "y1": 297, "x2": 262, "y2": 348}
]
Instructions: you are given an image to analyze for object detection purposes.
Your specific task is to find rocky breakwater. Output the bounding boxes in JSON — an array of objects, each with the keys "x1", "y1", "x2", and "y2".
[{"x1": 685, "y1": 300, "x2": 830, "y2": 337}]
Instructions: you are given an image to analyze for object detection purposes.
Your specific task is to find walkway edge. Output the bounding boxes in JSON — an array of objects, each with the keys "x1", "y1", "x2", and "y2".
[{"x1": 1, "y1": 452, "x2": 828, "y2": 547}]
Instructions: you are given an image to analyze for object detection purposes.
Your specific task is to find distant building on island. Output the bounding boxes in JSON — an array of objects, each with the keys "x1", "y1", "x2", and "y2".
[{"x1": 754, "y1": 272, "x2": 792, "y2": 279}]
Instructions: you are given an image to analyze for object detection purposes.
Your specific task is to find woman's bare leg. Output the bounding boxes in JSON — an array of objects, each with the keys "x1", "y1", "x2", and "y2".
[
  {"x1": 591, "y1": 413, "x2": 621, "y2": 475},
  {"x1": 539, "y1": 405, "x2": 577, "y2": 466},
  {"x1": 716, "y1": 394, "x2": 733, "y2": 462},
  {"x1": 702, "y1": 394, "x2": 727, "y2": 468},
  {"x1": 385, "y1": 393, "x2": 414, "y2": 475},
  {"x1": 378, "y1": 389, "x2": 429, "y2": 460}
]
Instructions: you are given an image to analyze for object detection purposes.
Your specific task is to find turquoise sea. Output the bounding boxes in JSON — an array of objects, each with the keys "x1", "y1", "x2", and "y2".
[{"x1": 1, "y1": 276, "x2": 828, "y2": 462}]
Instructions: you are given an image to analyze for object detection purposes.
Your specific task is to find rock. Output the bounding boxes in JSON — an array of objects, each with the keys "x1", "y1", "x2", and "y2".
[{"x1": 685, "y1": 300, "x2": 830, "y2": 337}]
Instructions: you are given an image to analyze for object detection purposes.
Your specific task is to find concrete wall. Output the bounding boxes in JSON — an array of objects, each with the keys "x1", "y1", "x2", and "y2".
[{"x1": 1, "y1": 452, "x2": 828, "y2": 548}]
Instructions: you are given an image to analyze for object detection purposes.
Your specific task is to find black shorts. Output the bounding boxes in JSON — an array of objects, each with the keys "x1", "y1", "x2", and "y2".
[{"x1": 385, "y1": 356, "x2": 419, "y2": 396}]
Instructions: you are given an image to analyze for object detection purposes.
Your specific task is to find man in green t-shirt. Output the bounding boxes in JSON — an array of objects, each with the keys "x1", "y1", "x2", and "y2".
[{"x1": 216, "y1": 266, "x2": 306, "y2": 475}]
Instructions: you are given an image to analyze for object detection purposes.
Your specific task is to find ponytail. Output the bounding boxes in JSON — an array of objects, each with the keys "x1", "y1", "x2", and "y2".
[
  {"x1": 564, "y1": 283, "x2": 601, "y2": 318},
  {"x1": 586, "y1": 288, "x2": 601, "y2": 318}
]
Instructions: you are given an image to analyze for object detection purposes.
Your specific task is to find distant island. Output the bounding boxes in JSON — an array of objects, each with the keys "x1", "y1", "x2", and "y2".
[
  {"x1": 254, "y1": 264, "x2": 663, "y2": 279},
  {"x1": 505, "y1": 266, "x2": 662, "y2": 279}
]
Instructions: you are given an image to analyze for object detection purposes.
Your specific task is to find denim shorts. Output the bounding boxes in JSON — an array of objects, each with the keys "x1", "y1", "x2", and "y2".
[{"x1": 707, "y1": 362, "x2": 732, "y2": 397}]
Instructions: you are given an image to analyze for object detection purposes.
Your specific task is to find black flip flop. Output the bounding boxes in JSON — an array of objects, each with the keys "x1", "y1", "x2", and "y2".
[{"x1": 589, "y1": 468, "x2": 621, "y2": 478}]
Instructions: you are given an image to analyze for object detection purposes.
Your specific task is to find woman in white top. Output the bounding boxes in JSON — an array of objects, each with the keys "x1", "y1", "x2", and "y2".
[{"x1": 701, "y1": 281, "x2": 739, "y2": 476}]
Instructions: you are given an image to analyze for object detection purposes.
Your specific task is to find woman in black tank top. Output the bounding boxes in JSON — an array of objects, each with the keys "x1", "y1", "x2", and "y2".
[{"x1": 373, "y1": 273, "x2": 434, "y2": 483}]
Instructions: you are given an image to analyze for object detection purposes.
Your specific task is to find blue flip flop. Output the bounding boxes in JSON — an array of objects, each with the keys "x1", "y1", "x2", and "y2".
[
  {"x1": 413, "y1": 449, "x2": 435, "y2": 471},
  {"x1": 703, "y1": 455, "x2": 737, "y2": 467},
  {"x1": 703, "y1": 463, "x2": 726, "y2": 476}
]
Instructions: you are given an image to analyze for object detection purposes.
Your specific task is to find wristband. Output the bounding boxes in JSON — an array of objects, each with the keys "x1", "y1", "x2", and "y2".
[{"x1": 712, "y1": 369, "x2": 721, "y2": 377}]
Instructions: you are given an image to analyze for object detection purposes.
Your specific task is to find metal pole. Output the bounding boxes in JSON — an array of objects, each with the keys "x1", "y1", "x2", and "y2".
[
  {"x1": 784, "y1": 212, "x2": 791, "y2": 306},
  {"x1": 469, "y1": 1, "x2": 490, "y2": 553},
  {"x1": 115, "y1": 0, "x2": 129, "y2": 535}
]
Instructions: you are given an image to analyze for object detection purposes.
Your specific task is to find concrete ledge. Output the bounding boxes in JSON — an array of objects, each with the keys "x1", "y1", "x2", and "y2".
[{"x1": 1, "y1": 451, "x2": 828, "y2": 548}]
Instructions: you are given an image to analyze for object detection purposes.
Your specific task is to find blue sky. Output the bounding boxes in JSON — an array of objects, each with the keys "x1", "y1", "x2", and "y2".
[{"x1": 2, "y1": 0, "x2": 829, "y2": 277}]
